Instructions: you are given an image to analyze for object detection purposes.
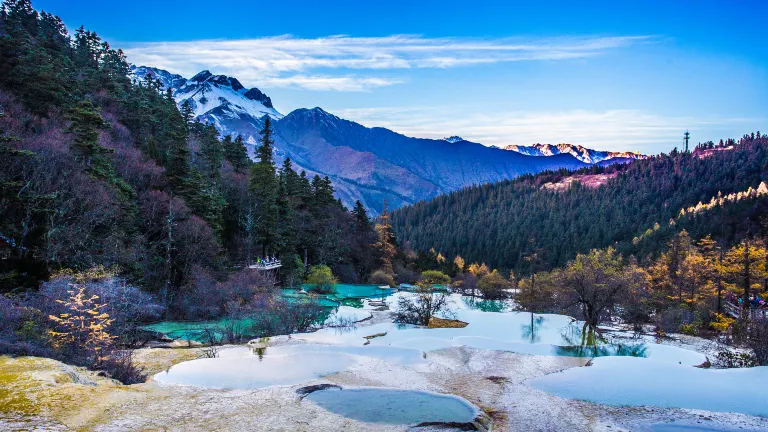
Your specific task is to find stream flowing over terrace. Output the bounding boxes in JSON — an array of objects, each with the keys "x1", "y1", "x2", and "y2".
[{"x1": 146, "y1": 285, "x2": 768, "y2": 423}]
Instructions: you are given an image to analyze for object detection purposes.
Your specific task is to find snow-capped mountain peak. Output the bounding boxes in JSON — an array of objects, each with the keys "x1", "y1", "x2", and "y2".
[
  {"x1": 130, "y1": 66, "x2": 282, "y2": 123},
  {"x1": 504, "y1": 143, "x2": 645, "y2": 164},
  {"x1": 129, "y1": 65, "x2": 187, "y2": 90},
  {"x1": 443, "y1": 136, "x2": 464, "y2": 143},
  {"x1": 174, "y1": 70, "x2": 282, "y2": 121}
]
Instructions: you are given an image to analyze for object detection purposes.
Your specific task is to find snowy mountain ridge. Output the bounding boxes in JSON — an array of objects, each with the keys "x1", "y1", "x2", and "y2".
[
  {"x1": 130, "y1": 65, "x2": 282, "y2": 145},
  {"x1": 443, "y1": 136, "x2": 464, "y2": 143},
  {"x1": 504, "y1": 143, "x2": 645, "y2": 164}
]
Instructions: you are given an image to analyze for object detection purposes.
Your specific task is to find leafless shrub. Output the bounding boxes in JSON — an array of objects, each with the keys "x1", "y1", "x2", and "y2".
[
  {"x1": 370, "y1": 270, "x2": 395, "y2": 287},
  {"x1": 97, "y1": 350, "x2": 146, "y2": 384},
  {"x1": 199, "y1": 327, "x2": 222, "y2": 359},
  {"x1": 394, "y1": 288, "x2": 454, "y2": 326},
  {"x1": 248, "y1": 297, "x2": 326, "y2": 336},
  {"x1": 451, "y1": 272, "x2": 478, "y2": 296},
  {"x1": 394, "y1": 263, "x2": 419, "y2": 285}
]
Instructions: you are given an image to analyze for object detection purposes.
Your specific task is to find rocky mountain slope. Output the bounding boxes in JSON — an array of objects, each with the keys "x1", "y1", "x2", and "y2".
[
  {"x1": 272, "y1": 108, "x2": 586, "y2": 212},
  {"x1": 132, "y1": 66, "x2": 646, "y2": 213}
]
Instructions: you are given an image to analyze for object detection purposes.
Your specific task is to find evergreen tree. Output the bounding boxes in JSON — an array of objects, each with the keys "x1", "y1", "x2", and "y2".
[
  {"x1": 179, "y1": 99, "x2": 194, "y2": 126},
  {"x1": 0, "y1": 111, "x2": 51, "y2": 289},
  {"x1": 249, "y1": 117, "x2": 279, "y2": 254},
  {"x1": 166, "y1": 117, "x2": 191, "y2": 192},
  {"x1": 224, "y1": 134, "x2": 250, "y2": 173},
  {"x1": 352, "y1": 200, "x2": 370, "y2": 231},
  {"x1": 199, "y1": 123, "x2": 223, "y2": 181},
  {"x1": 69, "y1": 99, "x2": 106, "y2": 162},
  {"x1": 311, "y1": 175, "x2": 336, "y2": 211},
  {"x1": 68, "y1": 100, "x2": 133, "y2": 198}
]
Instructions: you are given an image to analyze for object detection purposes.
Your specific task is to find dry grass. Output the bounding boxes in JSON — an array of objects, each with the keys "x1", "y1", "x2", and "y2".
[{"x1": 428, "y1": 317, "x2": 469, "y2": 328}]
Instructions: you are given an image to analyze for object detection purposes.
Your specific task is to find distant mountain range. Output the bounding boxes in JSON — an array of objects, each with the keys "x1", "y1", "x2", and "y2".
[
  {"x1": 503, "y1": 143, "x2": 645, "y2": 164},
  {"x1": 130, "y1": 66, "x2": 641, "y2": 214}
]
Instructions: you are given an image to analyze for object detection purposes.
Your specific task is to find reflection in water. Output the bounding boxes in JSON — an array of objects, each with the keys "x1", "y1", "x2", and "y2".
[
  {"x1": 521, "y1": 313, "x2": 546, "y2": 343},
  {"x1": 154, "y1": 346, "x2": 357, "y2": 389},
  {"x1": 252, "y1": 346, "x2": 266, "y2": 359},
  {"x1": 305, "y1": 388, "x2": 477, "y2": 425},
  {"x1": 340, "y1": 298, "x2": 364, "y2": 308},
  {"x1": 530, "y1": 356, "x2": 768, "y2": 417},
  {"x1": 155, "y1": 344, "x2": 426, "y2": 389},
  {"x1": 556, "y1": 343, "x2": 648, "y2": 358},
  {"x1": 461, "y1": 296, "x2": 513, "y2": 312},
  {"x1": 557, "y1": 322, "x2": 648, "y2": 358}
]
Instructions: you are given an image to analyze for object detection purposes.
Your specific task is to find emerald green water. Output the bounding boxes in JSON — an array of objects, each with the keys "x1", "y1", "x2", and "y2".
[
  {"x1": 460, "y1": 296, "x2": 514, "y2": 312},
  {"x1": 145, "y1": 284, "x2": 389, "y2": 341},
  {"x1": 292, "y1": 283, "x2": 394, "y2": 302}
]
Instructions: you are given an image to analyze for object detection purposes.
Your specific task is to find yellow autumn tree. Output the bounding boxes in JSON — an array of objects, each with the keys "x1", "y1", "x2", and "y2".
[
  {"x1": 374, "y1": 203, "x2": 398, "y2": 276},
  {"x1": 467, "y1": 263, "x2": 490, "y2": 277},
  {"x1": 453, "y1": 255, "x2": 465, "y2": 272},
  {"x1": 48, "y1": 285, "x2": 115, "y2": 362},
  {"x1": 721, "y1": 238, "x2": 768, "y2": 319}
]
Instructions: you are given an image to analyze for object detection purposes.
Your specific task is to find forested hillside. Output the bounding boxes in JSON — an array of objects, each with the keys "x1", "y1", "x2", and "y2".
[
  {"x1": 0, "y1": 0, "x2": 380, "y2": 303},
  {"x1": 392, "y1": 135, "x2": 768, "y2": 273}
]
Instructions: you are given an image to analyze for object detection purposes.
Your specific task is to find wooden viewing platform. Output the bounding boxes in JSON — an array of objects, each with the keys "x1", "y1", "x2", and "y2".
[
  {"x1": 248, "y1": 261, "x2": 282, "y2": 271},
  {"x1": 724, "y1": 300, "x2": 768, "y2": 321}
]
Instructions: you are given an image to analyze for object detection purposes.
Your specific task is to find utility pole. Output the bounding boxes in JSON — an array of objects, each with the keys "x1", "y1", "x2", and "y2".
[{"x1": 684, "y1": 130, "x2": 690, "y2": 153}]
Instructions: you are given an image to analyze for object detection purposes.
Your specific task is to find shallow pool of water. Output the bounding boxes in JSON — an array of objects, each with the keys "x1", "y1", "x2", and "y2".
[
  {"x1": 152, "y1": 291, "x2": 709, "y2": 392},
  {"x1": 529, "y1": 356, "x2": 768, "y2": 417},
  {"x1": 304, "y1": 387, "x2": 478, "y2": 425},
  {"x1": 291, "y1": 293, "x2": 702, "y2": 365},
  {"x1": 154, "y1": 344, "x2": 426, "y2": 389}
]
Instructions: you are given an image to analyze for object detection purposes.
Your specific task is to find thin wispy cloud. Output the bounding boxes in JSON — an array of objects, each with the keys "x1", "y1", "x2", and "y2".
[
  {"x1": 123, "y1": 34, "x2": 651, "y2": 91},
  {"x1": 330, "y1": 107, "x2": 758, "y2": 153}
]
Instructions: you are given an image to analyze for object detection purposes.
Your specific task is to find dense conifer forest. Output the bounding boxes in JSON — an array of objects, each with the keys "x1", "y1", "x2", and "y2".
[
  {"x1": 0, "y1": 0, "x2": 382, "y2": 305},
  {"x1": 392, "y1": 136, "x2": 768, "y2": 274}
]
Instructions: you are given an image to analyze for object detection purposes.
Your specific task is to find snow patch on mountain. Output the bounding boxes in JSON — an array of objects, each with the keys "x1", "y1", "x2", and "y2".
[
  {"x1": 130, "y1": 66, "x2": 282, "y2": 125},
  {"x1": 130, "y1": 65, "x2": 187, "y2": 90},
  {"x1": 174, "y1": 70, "x2": 282, "y2": 121},
  {"x1": 443, "y1": 136, "x2": 464, "y2": 143},
  {"x1": 504, "y1": 143, "x2": 645, "y2": 164}
]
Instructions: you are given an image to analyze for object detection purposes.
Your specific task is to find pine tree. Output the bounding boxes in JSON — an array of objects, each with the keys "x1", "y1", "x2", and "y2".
[
  {"x1": 311, "y1": 175, "x2": 336, "y2": 211},
  {"x1": 224, "y1": 134, "x2": 250, "y2": 173},
  {"x1": 69, "y1": 99, "x2": 105, "y2": 161},
  {"x1": 249, "y1": 117, "x2": 279, "y2": 254},
  {"x1": 352, "y1": 200, "x2": 369, "y2": 231},
  {"x1": 68, "y1": 100, "x2": 133, "y2": 199},
  {"x1": 199, "y1": 123, "x2": 223, "y2": 181},
  {"x1": 179, "y1": 99, "x2": 194, "y2": 126},
  {"x1": 165, "y1": 106, "x2": 192, "y2": 193},
  {"x1": 0, "y1": 111, "x2": 52, "y2": 289}
]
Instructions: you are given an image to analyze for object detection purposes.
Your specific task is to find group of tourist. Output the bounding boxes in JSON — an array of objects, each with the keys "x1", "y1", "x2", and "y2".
[
  {"x1": 254, "y1": 256, "x2": 280, "y2": 267},
  {"x1": 726, "y1": 292, "x2": 768, "y2": 309}
]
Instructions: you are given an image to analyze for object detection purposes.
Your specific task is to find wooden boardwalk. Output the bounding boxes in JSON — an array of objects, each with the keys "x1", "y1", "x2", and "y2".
[
  {"x1": 724, "y1": 300, "x2": 768, "y2": 321},
  {"x1": 248, "y1": 261, "x2": 282, "y2": 271}
]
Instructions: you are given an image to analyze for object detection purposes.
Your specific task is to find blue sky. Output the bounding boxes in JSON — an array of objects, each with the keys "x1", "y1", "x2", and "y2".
[{"x1": 36, "y1": 0, "x2": 768, "y2": 154}]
